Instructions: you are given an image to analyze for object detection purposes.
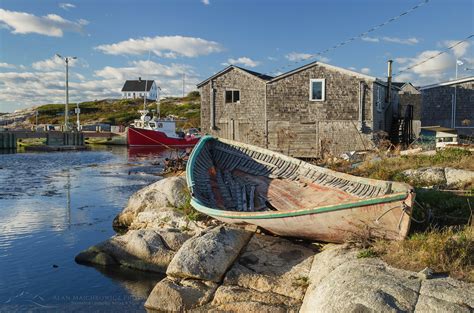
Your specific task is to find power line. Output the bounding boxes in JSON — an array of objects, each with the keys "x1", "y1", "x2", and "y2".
[
  {"x1": 262, "y1": 0, "x2": 430, "y2": 77},
  {"x1": 393, "y1": 34, "x2": 474, "y2": 77}
]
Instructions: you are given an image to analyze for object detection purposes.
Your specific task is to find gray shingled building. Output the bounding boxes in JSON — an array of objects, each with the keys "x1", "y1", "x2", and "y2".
[
  {"x1": 198, "y1": 61, "x2": 401, "y2": 157},
  {"x1": 419, "y1": 76, "x2": 474, "y2": 136}
]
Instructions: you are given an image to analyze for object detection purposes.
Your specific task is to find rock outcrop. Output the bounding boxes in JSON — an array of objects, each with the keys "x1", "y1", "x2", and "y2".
[
  {"x1": 75, "y1": 229, "x2": 190, "y2": 272},
  {"x1": 402, "y1": 167, "x2": 446, "y2": 186},
  {"x1": 203, "y1": 285, "x2": 301, "y2": 312},
  {"x1": 300, "y1": 245, "x2": 474, "y2": 313},
  {"x1": 166, "y1": 226, "x2": 253, "y2": 283},
  {"x1": 129, "y1": 209, "x2": 205, "y2": 235},
  {"x1": 401, "y1": 167, "x2": 474, "y2": 188},
  {"x1": 224, "y1": 234, "x2": 315, "y2": 300},
  {"x1": 444, "y1": 167, "x2": 474, "y2": 188},
  {"x1": 145, "y1": 278, "x2": 218, "y2": 312},
  {"x1": 113, "y1": 176, "x2": 188, "y2": 228}
]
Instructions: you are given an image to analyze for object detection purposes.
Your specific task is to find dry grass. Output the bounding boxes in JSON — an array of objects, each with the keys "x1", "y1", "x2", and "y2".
[
  {"x1": 373, "y1": 226, "x2": 474, "y2": 282},
  {"x1": 352, "y1": 148, "x2": 473, "y2": 180}
]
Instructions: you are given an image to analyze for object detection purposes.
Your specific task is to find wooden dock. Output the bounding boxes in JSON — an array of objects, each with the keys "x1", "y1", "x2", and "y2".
[{"x1": 0, "y1": 131, "x2": 85, "y2": 149}]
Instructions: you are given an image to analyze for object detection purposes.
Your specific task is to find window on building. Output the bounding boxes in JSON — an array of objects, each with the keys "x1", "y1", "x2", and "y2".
[
  {"x1": 225, "y1": 90, "x2": 240, "y2": 103},
  {"x1": 310, "y1": 79, "x2": 325, "y2": 101}
]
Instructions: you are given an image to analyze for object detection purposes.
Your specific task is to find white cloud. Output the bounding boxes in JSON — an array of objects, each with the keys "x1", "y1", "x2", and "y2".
[
  {"x1": 95, "y1": 60, "x2": 195, "y2": 80},
  {"x1": 0, "y1": 62, "x2": 16, "y2": 69},
  {"x1": 394, "y1": 57, "x2": 410, "y2": 64},
  {"x1": 405, "y1": 50, "x2": 454, "y2": 77},
  {"x1": 286, "y1": 52, "x2": 312, "y2": 62},
  {"x1": 32, "y1": 56, "x2": 78, "y2": 71},
  {"x1": 202, "y1": 0, "x2": 210, "y2": 5},
  {"x1": 0, "y1": 60, "x2": 201, "y2": 111},
  {"x1": 59, "y1": 3, "x2": 76, "y2": 10},
  {"x1": 285, "y1": 52, "x2": 329, "y2": 63},
  {"x1": 362, "y1": 36, "x2": 419, "y2": 45},
  {"x1": 95, "y1": 35, "x2": 223, "y2": 58},
  {"x1": 442, "y1": 40, "x2": 470, "y2": 58},
  {"x1": 226, "y1": 57, "x2": 260, "y2": 68},
  {"x1": 318, "y1": 56, "x2": 330, "y2": 63},
  {"x1": 361, "y1": 36, "x2": 379, "y2": 43},
  {"x1": 0, "y1": 9, "x2": 88, "y2": 37},
  {"x1": 360, "y1": 67, "x2": 371, "y2": 74},
  {"x1": 394, "y1": 39, "x2": 473, "y2": 85},
  {"x1": 382, "y1": 37, "x2": 419, "y2": 45}
]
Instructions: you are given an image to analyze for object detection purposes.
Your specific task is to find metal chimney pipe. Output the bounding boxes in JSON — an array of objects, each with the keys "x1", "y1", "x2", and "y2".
[{"x1": 387, "y1": 60, "x2": 393, "y2": 106}]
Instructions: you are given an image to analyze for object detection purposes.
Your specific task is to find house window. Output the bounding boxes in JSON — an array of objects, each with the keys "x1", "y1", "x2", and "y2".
[
  {"x1": 310, "y1": 79, "x2": 325, "y2": 101},
  {"x1": 225, "y1": 90, "x2": 240, "y2": 103}
]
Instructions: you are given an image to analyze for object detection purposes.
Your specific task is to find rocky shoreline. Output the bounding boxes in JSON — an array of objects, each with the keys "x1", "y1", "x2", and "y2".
[{"x1": 76, "y1": 175, "x2": 473, "y2": 312}]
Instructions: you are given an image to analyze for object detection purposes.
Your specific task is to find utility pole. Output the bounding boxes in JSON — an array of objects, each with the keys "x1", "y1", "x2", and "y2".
[
  {"x1": 75, "y1": 103, "x2": 81, "y2": 131},
  {"x1": 453, "y1": 60, "x2": 463, "y2": 129},
  {"x1": 182, "y1": 73, "x2": 185, "y2": 97},
  {"x1": 56, "y1": 54, "x2": 77, "y2": 131},
  {"x1": 156, "y1": 86, "x2": 162, "y2": 119}
]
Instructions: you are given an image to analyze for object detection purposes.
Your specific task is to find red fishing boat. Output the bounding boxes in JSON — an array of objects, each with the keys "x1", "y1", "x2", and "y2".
[{"x1": 127, "y1": 110, "x2": 200, "y2": 148}]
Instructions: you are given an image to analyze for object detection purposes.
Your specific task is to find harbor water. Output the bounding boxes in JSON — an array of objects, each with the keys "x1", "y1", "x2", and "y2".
[{"x1": 0, "y1": 146, "x2": 172, "y2": 312}]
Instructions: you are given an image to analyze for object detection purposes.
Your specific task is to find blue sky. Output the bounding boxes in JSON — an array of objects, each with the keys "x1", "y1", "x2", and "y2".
[{"x1": 0, "y1": 0, "x2": 473, "y2": 112}]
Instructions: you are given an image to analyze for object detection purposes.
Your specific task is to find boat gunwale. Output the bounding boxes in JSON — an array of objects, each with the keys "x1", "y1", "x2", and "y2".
[
  {"x1": 186, "y1": 135, "x2": 412, "y2": 220},
  {"x1": 189, "y1": 192, "x2": 409, "y2": 219}
]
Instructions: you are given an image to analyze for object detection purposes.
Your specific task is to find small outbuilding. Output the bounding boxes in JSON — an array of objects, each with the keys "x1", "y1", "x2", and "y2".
[
  {"x1": 420, "y1": 76, "x2": 474, "y2": 136},
  {"x1": 121, "y1": 78, "x2": 158, "y2": 101}
]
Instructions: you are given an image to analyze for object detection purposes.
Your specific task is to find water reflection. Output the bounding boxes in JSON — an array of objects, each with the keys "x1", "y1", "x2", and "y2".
[{"x1": 0, "y1": 147, "x2": 167, "y2": 311}]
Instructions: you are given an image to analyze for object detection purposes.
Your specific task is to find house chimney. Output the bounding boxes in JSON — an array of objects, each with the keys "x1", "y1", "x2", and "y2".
[{"x1": 387, "y1": 60, "x2": 393, "y2": 106}]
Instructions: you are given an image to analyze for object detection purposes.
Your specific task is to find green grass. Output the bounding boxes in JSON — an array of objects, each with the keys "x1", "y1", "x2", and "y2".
[
  {"x1": 348, "y1": 148, "x2": 473, "y2": 185},
  {"x1": 292, "y1": 276, "x2": 310, "y2": 288},
  {"x1": 176, "y1": 188, "x2": 205, "y2": 222},
  {"x1": 412, "y1": 189, "x2": 474, "y2": 228},
  {"x1": 357, "y1": 248, "x2": 378, "y2": 259}
]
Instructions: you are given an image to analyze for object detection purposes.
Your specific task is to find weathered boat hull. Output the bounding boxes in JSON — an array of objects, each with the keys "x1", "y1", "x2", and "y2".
[
  {"x1": 186, "y1": 136, "x2": 414, "y2": 243},
  {"x1": 127, "y1": 127, "x2": 199, "y2": 148}
]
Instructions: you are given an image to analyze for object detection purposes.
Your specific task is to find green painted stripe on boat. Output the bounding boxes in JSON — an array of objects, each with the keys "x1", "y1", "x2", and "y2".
[
  {"x1": 186, "y1": 135, "x2": 214, "y2": 194},
  {"x1": 189, "y1": 192, "x2": 408, "y2": 220}
]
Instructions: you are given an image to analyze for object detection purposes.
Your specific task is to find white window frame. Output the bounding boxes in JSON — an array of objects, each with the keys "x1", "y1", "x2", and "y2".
[
  {"x1": 309, "y1": 79, "x2": 325, "y2": 101},
  {"x1": 224, "y1": 89, "x2": 241, "y2": 104}
]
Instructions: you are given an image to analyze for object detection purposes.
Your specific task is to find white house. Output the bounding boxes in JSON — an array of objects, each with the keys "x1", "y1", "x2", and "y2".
[{"x1": 121, "y1": 78, "x2": 158, "y2": 100}]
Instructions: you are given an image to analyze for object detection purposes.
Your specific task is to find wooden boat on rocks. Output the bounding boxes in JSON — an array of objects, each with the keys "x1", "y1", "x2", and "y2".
[{"x1": 186, "y1": 136, "x2": 415, "y2": 243}]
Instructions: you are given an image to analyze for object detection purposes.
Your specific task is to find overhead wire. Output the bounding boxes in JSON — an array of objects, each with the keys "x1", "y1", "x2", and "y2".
[
  {"x1": 257, "y1": 0, "x2": 431, "y2": 78},
  {"x1": 393, "y1": 34, "x2": 474, "y2": 77}
]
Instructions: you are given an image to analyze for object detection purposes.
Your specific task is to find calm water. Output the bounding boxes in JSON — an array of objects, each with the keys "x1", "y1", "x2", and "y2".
[{"x1": 0, "y1": 146, "x2": 171, "y2": 312}]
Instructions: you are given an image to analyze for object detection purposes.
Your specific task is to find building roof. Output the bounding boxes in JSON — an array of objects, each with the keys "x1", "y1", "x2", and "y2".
[
  {"x1": 420, "y1": 126, "x2": 457, "y2": 134},
  {"x1": 121, "y1": 79, "x2": 155, "y2": 92},
  {"x1": 269, "y1": 60, "x2": 377, "y2": 83},
  {"x1": 392, "y1": 82, "x2": 407, "y2": 88},
  {"x1": 197, "y1": 60, "x2": 390, "y2": 88},
  {"x1": 419, "y1": 76, "x2": 474, "y2": 90},
  {"x1": 196, "y1": 65, "x2": 273, "y2": 87}
]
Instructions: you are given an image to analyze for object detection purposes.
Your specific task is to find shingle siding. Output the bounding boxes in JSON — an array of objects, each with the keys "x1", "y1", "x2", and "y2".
[
  {"x1": 199, "y1": 68, "x2": 267, "y2": 147},
  {"x1": 421, "y1": 80, "x2": 474, "y2": 136},
  {"x1": 266, "y1": 64, "x2": 380, "y2": 156},
  {"x1": 199, "y1": 63, "x2": 395, "y2": 157}
]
